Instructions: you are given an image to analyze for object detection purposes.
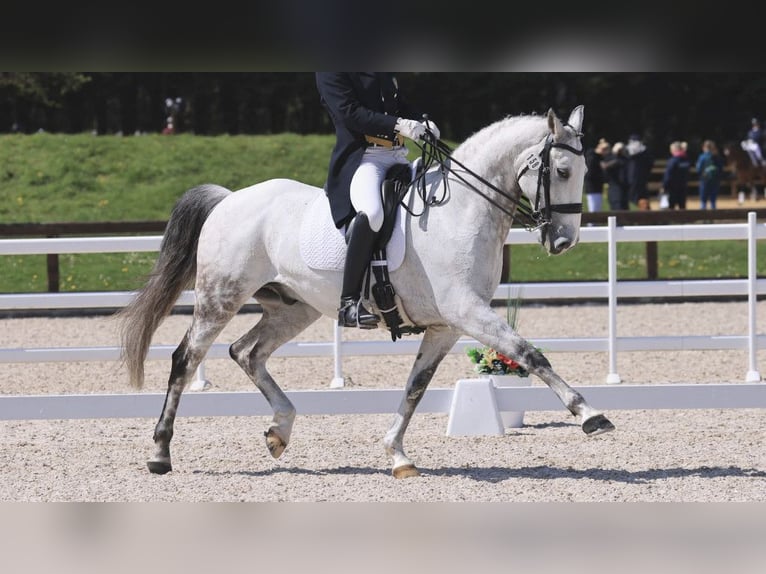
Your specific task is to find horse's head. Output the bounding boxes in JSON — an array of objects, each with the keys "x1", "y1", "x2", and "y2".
[{"x1": 516, "y1": 105, "x2": 586, "y2": 255}]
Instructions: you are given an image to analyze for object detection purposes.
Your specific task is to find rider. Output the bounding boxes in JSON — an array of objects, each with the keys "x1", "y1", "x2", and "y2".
[
  {"x1": 744, "y1": 117, "x2": 765, "y2": 167},
  {"x1": 315, "y1": 72, "x2": 440, "y2": 329}
]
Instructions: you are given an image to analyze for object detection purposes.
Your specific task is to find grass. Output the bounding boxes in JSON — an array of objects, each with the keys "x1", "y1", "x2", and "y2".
[
  {"x1": 1, "y1": 132, "x2": 332, "y2": 222},
  {"x1": 1, "y1": 132, "x2": 763, "y2": 293}
]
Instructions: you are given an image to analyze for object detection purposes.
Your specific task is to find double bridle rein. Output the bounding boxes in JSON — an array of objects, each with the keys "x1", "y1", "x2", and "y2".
[{"x1": 411, "y1": 125, "x2": 584, "y2": 231}]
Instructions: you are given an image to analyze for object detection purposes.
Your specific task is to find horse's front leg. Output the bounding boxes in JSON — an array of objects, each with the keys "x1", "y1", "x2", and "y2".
[
  {"x1": 458, "y1": 306, "x2": 615, "y2": 436},
  {"x1": 530, "y1": 361, "x2": 615, "y2": 436},
  {"x1": 384, "y1": 325, "x2": 459, "y2": 478}
]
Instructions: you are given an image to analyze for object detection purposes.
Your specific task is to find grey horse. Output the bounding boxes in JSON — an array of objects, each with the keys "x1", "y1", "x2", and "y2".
[{"x1": 119, "y1": 105, "x2": 615, "y2": 478}]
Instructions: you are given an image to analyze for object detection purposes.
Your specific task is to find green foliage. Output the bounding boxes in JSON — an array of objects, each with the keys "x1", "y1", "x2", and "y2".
[
  {"x1": 465, "y1": 346, "x2": 530, "y2": 377},
  {"x1": 0, "y1": 72, "x2": 89, "y2": 106}
]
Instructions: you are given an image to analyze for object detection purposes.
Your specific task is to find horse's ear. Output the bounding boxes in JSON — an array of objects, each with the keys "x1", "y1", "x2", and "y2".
[
  {"x1": 547, "y1": 107, "x2": 565, "y2": 140},
  {"x1": 567, "y1": 105, "x2": 585, "y2": 134},
  {"x1": 546, "y1": 108, "x2": 557, "y2": 130}
]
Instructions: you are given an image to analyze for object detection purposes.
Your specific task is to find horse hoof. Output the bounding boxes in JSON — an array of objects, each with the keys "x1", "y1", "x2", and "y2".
[
  {"x1": 264, "y1": 429, "x2": 287, "y2": 459},
  {"x1": 582, "y1": 414, "x2": 615, "y2": 436},
  {"x1": 392, "y1": 464, "x2": 420, "y2": 479},
  {"x1": 147, "y1": 460, "x2": 172, "y2": 474}
]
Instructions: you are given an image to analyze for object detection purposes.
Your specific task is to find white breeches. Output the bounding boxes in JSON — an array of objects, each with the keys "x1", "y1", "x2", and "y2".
[{"x1": 350, "y1": 146, "x2": 409, "y2": 232}]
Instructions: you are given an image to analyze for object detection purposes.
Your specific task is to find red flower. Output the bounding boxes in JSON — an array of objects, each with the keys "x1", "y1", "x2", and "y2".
[{"x1": 498, "y1": 353, "x2": 521, "y2": 370}]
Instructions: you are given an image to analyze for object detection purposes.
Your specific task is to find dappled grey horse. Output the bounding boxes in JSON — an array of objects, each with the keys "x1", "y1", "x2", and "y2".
[{"x1": 119, "y1": 105, "x2": 615, "y2": 478}]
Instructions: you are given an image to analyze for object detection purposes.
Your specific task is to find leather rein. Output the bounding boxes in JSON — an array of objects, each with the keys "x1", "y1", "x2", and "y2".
[{"x1": 410, "y1": 126, "x2": 584, "y2": 231}]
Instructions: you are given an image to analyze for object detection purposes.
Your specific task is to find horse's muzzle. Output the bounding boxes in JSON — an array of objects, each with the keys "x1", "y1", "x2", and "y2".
[
  {"x1": 550, "y1": 236, "x2": 576, "y2": 254},
  {"x1": 542, "y1": 225, "x2": 579, "y2": 255}
]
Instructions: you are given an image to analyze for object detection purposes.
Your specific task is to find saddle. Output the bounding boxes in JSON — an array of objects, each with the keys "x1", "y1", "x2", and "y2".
[{"x1": 364, "y1": 163, "x2": 426, "y2": 341}]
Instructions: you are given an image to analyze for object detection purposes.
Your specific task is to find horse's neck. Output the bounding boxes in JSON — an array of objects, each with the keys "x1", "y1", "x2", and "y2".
[{"x1": 450, "y1": 118, "x2": 544, "y2": 236}]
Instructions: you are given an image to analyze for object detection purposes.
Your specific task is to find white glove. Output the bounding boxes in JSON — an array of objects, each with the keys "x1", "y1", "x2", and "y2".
[
  {"x1": 395, "y1": 118, "x2": 426, "y2": 141},
  {"x1": 422, "y1": 119, "x2": 440, "y2": 140}
]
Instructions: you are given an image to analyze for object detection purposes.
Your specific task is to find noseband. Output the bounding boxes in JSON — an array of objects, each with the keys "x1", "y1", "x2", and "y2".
[{"x1": 517, "y1": 134, "x2": 584, "y2": 230}]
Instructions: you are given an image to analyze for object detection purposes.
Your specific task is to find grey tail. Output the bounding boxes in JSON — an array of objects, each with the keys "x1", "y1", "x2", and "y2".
[{"x1": 117, "y1": 183, "x2": 231, "y2": 388}]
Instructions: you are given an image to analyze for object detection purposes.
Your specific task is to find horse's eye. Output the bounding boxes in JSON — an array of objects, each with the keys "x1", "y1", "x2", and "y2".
[{"x1": 557, "y1": 168, "x2": 570, "y2": 179}]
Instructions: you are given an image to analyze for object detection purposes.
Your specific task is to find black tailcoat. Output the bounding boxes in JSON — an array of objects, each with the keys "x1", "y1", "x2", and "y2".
[{"x1": 316, "y1": 72, "x2": 422, "y2": 228}]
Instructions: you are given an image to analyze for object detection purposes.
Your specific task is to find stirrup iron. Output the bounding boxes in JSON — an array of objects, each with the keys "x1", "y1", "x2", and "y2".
[{"x1": 338, "y1": 297, "x2": 379, "y2": 329}]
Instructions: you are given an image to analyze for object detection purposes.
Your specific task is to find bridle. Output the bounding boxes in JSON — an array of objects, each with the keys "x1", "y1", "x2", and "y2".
[
  {"x1": 410, "y1": 125, "x2": 584, "y2": 231},
  {"x1": 516, "y1": 133, "x2": 585, "y2": 229}
]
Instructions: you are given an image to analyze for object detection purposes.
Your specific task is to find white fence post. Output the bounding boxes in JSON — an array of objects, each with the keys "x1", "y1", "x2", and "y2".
[
  {"x1": 330, "y1": 320, "x2": 345, "y2": 388},
  {"x1": 746, "y1": 212, "x2": 762, "y2": 382},
  {"x1": 189, "y1": 363, "x2": 212, "y2": 391},
  {"x1": 606, "y1": 216, "x2": 622, "y2": 384}
]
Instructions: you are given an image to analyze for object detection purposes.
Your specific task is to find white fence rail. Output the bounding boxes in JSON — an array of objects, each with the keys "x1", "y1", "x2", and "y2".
[
  {"x1": 1, "y1": 214, "x2": 764, "y2": 423},
  {"x1": 6, "y1": 383, "x2": 766, "y2": 423}
]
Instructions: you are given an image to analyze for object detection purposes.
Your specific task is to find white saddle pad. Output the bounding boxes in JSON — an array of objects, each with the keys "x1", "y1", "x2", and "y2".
[{"x1": 299, "y1": 192, "x2": 406, "y2": 272}]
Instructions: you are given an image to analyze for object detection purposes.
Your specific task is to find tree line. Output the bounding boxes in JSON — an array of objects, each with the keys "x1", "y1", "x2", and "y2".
[{"x1": 2, "y1": 73, "x2": 766, "y2": 154}]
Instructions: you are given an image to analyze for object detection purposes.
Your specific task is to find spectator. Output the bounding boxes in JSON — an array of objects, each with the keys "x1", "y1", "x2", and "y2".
[
  {"x1": 661, "y1": 141, "x2": 691, "y2": 210},
  {"x1": 695, "y1": 139, "x2": 725, "y2": 210},
  {"x1": 164, "y1": 97, "x2": 185, "y2": 133},
  {"x1": 583, "y1": 138, "x2": 610, "y2": 212},
  {"x1": 625, "y1": 133, "x2": 653, "y2": 210},
  {"x1": 161, "y1": 116, "x2": 175, "y2": 135},
  {"x1": 602, "y1": 141, "x2": 629, "y2": 210}
]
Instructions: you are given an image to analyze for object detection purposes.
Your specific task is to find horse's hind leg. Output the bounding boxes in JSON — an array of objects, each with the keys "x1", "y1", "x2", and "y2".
[
  {"x1": 147, "y1": 301, "x2": 240, "y2": 474},
  {"x1": 383, "y1": 325, "x2": 459, "y2": 478},
  {"x1": 228, "y1": 288, "x2": 321, "y2": 460}
]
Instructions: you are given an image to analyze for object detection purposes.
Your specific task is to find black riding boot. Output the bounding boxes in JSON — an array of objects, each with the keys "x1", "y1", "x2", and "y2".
[{"x1": 338, "y1": 212, "x2": 380, "y2": 329}]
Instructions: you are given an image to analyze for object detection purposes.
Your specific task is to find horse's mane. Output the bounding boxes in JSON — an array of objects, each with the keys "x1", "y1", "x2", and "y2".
[{"x1": 454, "y1": 113, "x2": 548, "y2": 167}]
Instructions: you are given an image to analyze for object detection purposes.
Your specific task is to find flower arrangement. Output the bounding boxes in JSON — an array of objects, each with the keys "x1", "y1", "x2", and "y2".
[
  {"x1": 465, "y1": 347, "x2": 530, "y2": 377},
  {"x1": 466, "y1": 286, "x2": 530, "y2": 377}
]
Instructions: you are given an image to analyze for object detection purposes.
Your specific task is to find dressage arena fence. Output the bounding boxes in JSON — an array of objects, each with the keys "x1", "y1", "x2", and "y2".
[{"x1": 1, "y1": 214, "x2": 765, "y2": 433}]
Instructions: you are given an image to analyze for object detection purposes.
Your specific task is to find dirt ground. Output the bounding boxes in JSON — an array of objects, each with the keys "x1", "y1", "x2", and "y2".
[{"x1": 1, "y1": 300, "x2": 765, "y2": 501}]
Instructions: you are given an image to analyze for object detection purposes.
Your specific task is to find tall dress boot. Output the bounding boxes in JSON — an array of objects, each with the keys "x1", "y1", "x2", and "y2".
[{"x1": 338, "y1": 212, "x2": 380, "y2": 329}]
